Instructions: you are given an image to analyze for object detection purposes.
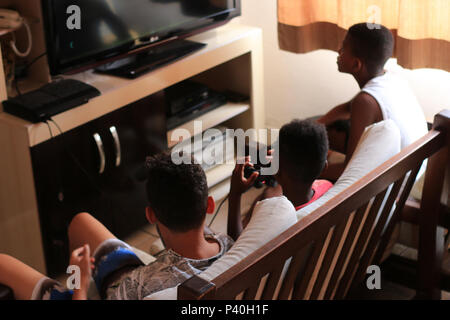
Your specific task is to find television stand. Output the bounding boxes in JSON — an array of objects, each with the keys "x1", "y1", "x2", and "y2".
[
  {"x1": 95, "y1": 39, "x2": 207, "y2": 79},
  {"x1": 0, "y1": 24, "x2": 264, "y2": 274}
]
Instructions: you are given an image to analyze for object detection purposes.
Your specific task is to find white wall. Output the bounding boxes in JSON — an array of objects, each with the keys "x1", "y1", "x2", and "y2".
[{"x1": 233, "y1": 0, "x2": 450, "y2": 127}]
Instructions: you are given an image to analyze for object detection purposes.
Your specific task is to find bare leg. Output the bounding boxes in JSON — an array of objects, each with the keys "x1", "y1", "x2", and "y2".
[
  {"x1": 0, "y1": 254, "x2": 46, "y2": 300},
  {"x1": 68, "y1": 212, "x2": 117, "y2": 254}
]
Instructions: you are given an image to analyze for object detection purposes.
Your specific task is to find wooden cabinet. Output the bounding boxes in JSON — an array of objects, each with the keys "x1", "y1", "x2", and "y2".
[
  {"x1": 0, "y1": 23, "x2": 265, "y2": 274},
  {"x1": 30, "y1": 93, "x2": 167, "y2": 275}
]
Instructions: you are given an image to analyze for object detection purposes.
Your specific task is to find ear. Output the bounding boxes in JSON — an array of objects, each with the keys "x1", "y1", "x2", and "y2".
[
  {"x1": 145, "y1": 206, "x2": 157, "y2": 224},
  {"x1": 353, "y1": 57, "x2": 363, "y2": 73},
  {"x1": 206, "y1": 196, "x2": 215, "y2": 215}
]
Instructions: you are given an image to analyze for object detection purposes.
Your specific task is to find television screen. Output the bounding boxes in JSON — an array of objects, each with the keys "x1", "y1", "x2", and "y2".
[{"x1": 42, "y1": 0, "x2": 241, "y2": 75}]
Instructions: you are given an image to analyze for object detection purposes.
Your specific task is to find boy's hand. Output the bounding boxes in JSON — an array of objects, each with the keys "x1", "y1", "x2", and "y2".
[
  {"x1": 230, "y1": 156, "x2": 259, "y2": 196},
  {"x1": 69, "y1": 244, "x2": 95, "y2": 299}
]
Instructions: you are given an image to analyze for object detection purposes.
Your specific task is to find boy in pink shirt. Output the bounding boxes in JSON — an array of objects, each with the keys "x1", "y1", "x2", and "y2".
[{"x1": 228, "y1": 119, "x2": 333, "y2": 240}]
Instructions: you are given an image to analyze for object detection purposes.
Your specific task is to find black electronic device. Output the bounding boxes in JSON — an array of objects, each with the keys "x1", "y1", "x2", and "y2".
[
  {"x1": 165, "y1": 80, "x2": 210, "y2": 117},
  {"x1": 3, "y1": 79, "x2": 101, "y2": 123},
  {"x1": 244, "y1": 165, "x2": 278, "y2": 189},
  {"x1": 41, "y1": 0, "x2": 241, "y2": 76},
  {"x1": 165, "y1": 80, "x2": 227, "y2": 130},
  {"x1": 244, "y1": 144, "x2": 278, "y2": 189}
]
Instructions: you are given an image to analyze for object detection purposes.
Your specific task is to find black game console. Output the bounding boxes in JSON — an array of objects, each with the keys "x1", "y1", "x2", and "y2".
[
  {"x1": 165, "y1": 80, "x2": 227, "y2": 130},
  {"x1": 165, "y1": 80, "x2": 210, "y2": 117},
  {"x1": 3, "y1": 79, "x2": 101, "y2": 123}
]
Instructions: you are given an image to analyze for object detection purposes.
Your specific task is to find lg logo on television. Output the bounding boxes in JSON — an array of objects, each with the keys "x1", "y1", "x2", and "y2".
[{"x1": 66, "y1": 5, "x2": 81, "y2": 30}]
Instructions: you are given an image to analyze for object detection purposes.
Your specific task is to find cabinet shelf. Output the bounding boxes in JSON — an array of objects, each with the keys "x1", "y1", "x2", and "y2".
[
  {"x1": 206, "y1": 161, "x2": 235, "y2": 189},
  {"x1": 167, "y1": 102, "x2": 250, "y2": 148}
]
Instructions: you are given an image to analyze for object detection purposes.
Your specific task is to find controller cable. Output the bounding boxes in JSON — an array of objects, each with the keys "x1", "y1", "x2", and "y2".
[{"x1": 208, "y1": 193, "x2": 229, "y2": 228}]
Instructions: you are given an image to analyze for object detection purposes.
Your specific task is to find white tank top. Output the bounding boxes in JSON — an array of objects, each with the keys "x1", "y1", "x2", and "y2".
[{"x1": 361, "y1": 71, "x2": 428, "y2": 149}]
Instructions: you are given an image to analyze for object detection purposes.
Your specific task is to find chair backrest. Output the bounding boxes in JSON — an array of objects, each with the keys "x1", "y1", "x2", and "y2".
[{"x1": 178, "y1": 110, "x2": 450, "y2": 300}]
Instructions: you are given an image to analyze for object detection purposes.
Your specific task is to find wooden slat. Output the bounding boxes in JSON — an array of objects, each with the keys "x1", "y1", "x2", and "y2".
[
  {"x1": 353, "y1": 168, "x2": 421, "y2": 290},
  {"x1": 242, "y1": 283, "x2": 259, "y2": 300},
  {"x1": 277, "y1": 244, "x2": 312, "y2": 300},
  {"x1": 335, "y1": 178, "x2": 404, "y2": 299},
  {"x1": 323, "y1": 200, "x2": 376, "y2": 299},
  {"x1": 261, "y1": 263, "x2": 285, "y2": 300},
  {"x1": 292, "y1": 234, "x2": 328, "y2": 299},
  {"x1": 309, "y1": 213, "x2": 351, "y2": 299},
  {"x1": 350, "y1": 171, "x2": 418, "y2": 291},
  {"x1": 326, "y1": 190, "x2": 388, "y2": 299},
  {"x1": 372, "y1": 166, "x2": 422, "y2": 265}
]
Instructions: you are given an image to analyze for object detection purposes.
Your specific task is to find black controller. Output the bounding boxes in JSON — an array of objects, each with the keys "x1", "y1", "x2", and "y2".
[
  {"x1": 243, "y1": 143, "x2": 278, "y2": 189},
  {"x1": 244, "y1": 165, "x2": 278, "y2": 189}
]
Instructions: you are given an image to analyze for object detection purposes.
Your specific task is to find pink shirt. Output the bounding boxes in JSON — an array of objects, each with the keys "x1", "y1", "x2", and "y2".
[{"x1": 295, "y1": 180, "x2": 333, "y2": 210}]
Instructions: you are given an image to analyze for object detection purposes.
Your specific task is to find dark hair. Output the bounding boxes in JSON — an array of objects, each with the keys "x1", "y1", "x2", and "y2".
[
  {"x1": 145, "y1": 152, "x2": 208, "y2": 233},
  {"x1": 347, "y1": 23, "x2": 394, "y2": 75},
  {"x1": 278, "y1": 119, "x2": 329, "y2": 185}
]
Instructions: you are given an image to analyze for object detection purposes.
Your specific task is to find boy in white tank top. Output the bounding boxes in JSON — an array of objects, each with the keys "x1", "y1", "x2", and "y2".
[{"x1": 318, "y1": 23, "x2": 428, "y2": 181}]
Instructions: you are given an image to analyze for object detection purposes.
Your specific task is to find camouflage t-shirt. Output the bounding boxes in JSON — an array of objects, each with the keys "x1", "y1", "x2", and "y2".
[{"x1": 105, "y1": 232, "x2": 234, "y2": 300}]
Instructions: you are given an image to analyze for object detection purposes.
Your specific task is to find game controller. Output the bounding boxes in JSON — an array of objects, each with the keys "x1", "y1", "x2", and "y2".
[
  {"x1": 244, "y1": 164, "x2": 277, "y2": 189},
  {"x1": 243, "y1": 143, "x2": 277, "y2": 189}
]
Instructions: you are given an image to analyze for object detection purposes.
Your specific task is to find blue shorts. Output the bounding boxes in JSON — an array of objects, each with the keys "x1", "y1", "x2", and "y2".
[{"x1": 31, "y1": 239, "x2": 144, "y2": 300}]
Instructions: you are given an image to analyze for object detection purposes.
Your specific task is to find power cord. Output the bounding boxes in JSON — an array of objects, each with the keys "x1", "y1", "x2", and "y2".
[
  {"x1": 10, "y1": 19, "x2": 32, "y2": 58},
  {"x1": 24, "y1": 51, "x2": 47, "y2": 70},
  {"x1": 208, "y1": 193, "x2": 229, "y2": 228},
  {"x1": 14, "y1": 52, "x2": 47, "y2": 96},
  {"x1": 44, "y1": 120, "x2": 65, "y2": 202}
]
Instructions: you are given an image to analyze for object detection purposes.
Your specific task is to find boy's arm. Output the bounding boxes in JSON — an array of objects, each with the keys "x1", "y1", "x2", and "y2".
[
  {"x1": 346, "y1": 92, "x2": 383, "y2": 160},
  {"x1": 227, "y1": 192, "x2": 243, "y2": 241},
  {"x1": 227, "y1": 158, "x2": 259, "y2": 241},
  {"x1": 321, "y1": 93, "x2": 382, "y2": 181},
  {"x1": 317, "y1": 101, "x2": 352, "y2": 126}
]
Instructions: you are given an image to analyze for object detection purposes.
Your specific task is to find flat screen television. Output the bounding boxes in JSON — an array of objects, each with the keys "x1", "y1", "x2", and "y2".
[{"x1": 41, "y1": 0, "x2": 241, "y2": 76}]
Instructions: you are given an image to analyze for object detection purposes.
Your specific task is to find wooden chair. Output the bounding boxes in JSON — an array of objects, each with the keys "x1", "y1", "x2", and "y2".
[{"x1": 178, "y1": 110, "x2": 450, "y2": 300}]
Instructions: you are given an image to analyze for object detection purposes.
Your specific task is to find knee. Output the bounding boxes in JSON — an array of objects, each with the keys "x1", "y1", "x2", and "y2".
[
  {"x1": 68, "y1": 212, "x2": 93, "y2": 234},
  {"x1": 0, "y1": 253, "x2": 12, "y2": 261},
  {"x1": 0, "y1": 254, "x2": 15, "y2": 267}
]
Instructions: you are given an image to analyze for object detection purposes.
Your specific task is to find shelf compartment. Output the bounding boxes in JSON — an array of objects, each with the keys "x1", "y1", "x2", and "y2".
[
  {"x1": 206, "y1": 161, "x2": 235, "y2": 189},
  {"x1": 167, "y1": 102, "x2": 249, "y2": 148}
]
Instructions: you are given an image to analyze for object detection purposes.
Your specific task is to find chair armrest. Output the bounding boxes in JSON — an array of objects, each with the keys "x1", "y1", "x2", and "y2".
[
  {"x1": 0, "y1": 284, "x2": 14, "y2": 300},
  {"x1": 401, "y1": 198, "x2": 450, "y2": 229}
]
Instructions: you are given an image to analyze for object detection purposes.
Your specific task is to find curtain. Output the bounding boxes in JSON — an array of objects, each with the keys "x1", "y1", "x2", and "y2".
[{"x1": 278, "y1": 0, "x2": 450, "y2": 71}]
